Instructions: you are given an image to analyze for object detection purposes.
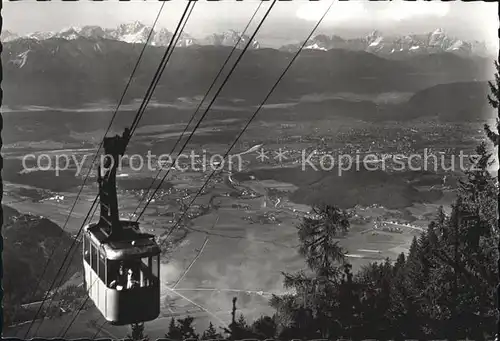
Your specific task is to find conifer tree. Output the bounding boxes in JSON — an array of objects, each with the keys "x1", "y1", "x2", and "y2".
[
  {"x1": 166, "y1": 318, "x2": 182, "y2": 340},
  {"x1": 485, "y1": 61, "x2": 500, "y2": 147},
  {"x1": 128, "y1": 323, "x2": 148, "y2": 341},
  {"x1": 201, "y1": 322, "x2": 222, "y2": 340},
  {"x1": 485, "y1": 58, "x2": 500, "y2": 341},
  {"x1": 177, "y1": 316, "x2": 199, "y2": 340},
  {"x1": 252, "y1": 316, "x2": 277, "y2": 339},
  {"x1": 298, "y1": 204, "x2": 350, "y2": 278}
]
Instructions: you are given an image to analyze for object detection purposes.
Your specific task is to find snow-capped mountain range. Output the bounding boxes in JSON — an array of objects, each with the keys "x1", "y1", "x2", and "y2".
[
  {"x1": 291, "y1": 28, "x2": 491, "y2": 57},
  {"x1": 1, "y1": 21, "x2": 258, "y2": 49},
  {"x1": 1, "y1": 22, "x2": 492, "y2": 57}
]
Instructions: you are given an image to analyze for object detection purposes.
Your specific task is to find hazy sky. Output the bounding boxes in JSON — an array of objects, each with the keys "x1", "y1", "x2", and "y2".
[{"x1": 3, "y1": 0, "x2": 499, "y2": 48}]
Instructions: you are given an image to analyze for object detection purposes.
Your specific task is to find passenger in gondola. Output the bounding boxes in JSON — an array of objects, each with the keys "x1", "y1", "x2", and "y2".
[
  {"x1": 127, "y1": 268, "x2": 140, "y2": 289},
  {"x1": 110, "y1": 263, "x2": 127, "y2": 290}
]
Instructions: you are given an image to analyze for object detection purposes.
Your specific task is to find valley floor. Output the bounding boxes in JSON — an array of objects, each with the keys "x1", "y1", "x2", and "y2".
[{"x1": 3, "y1": 167, "x2": 447, "y2": 339}]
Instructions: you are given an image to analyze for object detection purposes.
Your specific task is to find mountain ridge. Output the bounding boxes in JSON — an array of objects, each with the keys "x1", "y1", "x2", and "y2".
[
  {"x1": 1, "y1": 21, "x2": 259, "y2": 50},
  {"x1": 293, "y1": 28, "x2": 493, "y2": 58},
  {"x1": 3, "y1": 36, "x2": 493, "y2": 108},
  {"x1": 1, "y1": 22, "x2": 493, "y2": 57}
]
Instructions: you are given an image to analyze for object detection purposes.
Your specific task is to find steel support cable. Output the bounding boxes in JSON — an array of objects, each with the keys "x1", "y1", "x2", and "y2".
[
  {"x1": 33, "y1": 195, "x2": 101, "y2": 337},
  {"x1": 91, "y1": 319, "x2": 109, "y2": 340},
  {"x1": 61, "y1": 2, "x2": 264, "y2": 334},
  {"x1": 25, "y1": 275, "x2": 99, "y2": 338},
  {"x1": 158, "y1": 0, "x2": 334, "y2": 246},
  {"x1": 22, "y1": 194, "x2": 100, "y2": 338},
  {"x1": 59, "y1": 256, "x2": 114, "y2": 338},
  {"x1": 16, "y1": 4, "x2": 166, "y2": 334},
  {"x1": 48, "y1": 0, "x2": 195, "y2": 303},
  {"x1": 20, "y1": 4, "x2": 167, "y2": 336},
  {"x1": 64, "y1": 10, "x2": 329, "y2": 338},
  {"x1": 40, "y1": 4, "x2": 195, "y2": 328},
  {"x1": 131, "y1": 1, "x2": 264, "y2": 218},
  {"x1": 23, "y1": 3, "x2": 193, "y2": 337},
  {"x1": 128, "y1": 1, "x2": 196, "y2": 137},
  {"x1": 38, "y1": 3, "x2": 193, "y2": 323},
  {"x1": 39, "y1": 5, "x2": 197, "y2": 333},
  {"x1": 37, "y1": 3, "x2": 195, "y2": 337},
  {"x1": 171, "y1": 215, "x2": 219, "y2": 290},
  {"x1": 135, "y1": 0, "x2": 276, "y2": 222},
  {"x1": 58, "y1": 276, "x2": 99, "y2": 337}
]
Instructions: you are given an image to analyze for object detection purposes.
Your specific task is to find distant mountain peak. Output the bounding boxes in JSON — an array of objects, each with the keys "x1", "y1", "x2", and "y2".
[
  {"x1": 1, "y1": 30, "x2": 20, "y2": 42},
  {"x1": 116, "y1": 21, "x2": 148, "y2": 34},
  {"x1": 131, "y1": 20, "x2": 145, "y2": 29},
  {"x1": 367, "y1": 30, "x2": 383, "y2": 39},
  {"x1": 292, "y1": 28, "x2": 491, "y2": 57},
  {"x1": 5, "y1": 22, "x2": 172, "y2": 46},
  {"x1": 202, "y1": 30, "x2": 260, "y2": 49},
  {"x1": 431, "y1": 27, "x2": 445, "y2": 35}
]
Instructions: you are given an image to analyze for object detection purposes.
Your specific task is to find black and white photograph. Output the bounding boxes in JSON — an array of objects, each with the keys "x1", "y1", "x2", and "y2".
[{"x1": 1, "y1": 0, "x2": 499, "y2": 340}]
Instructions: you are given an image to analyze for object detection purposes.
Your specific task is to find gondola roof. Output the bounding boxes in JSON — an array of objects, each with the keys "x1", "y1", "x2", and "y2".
[{"x1": 84, "y1": 220, "x2": 161, "y2": 260}]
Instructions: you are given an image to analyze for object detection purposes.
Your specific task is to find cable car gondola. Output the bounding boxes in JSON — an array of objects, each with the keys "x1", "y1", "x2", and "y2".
[{"x1": 82, "y1": 129, "x2": 161, "y2": 325}]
